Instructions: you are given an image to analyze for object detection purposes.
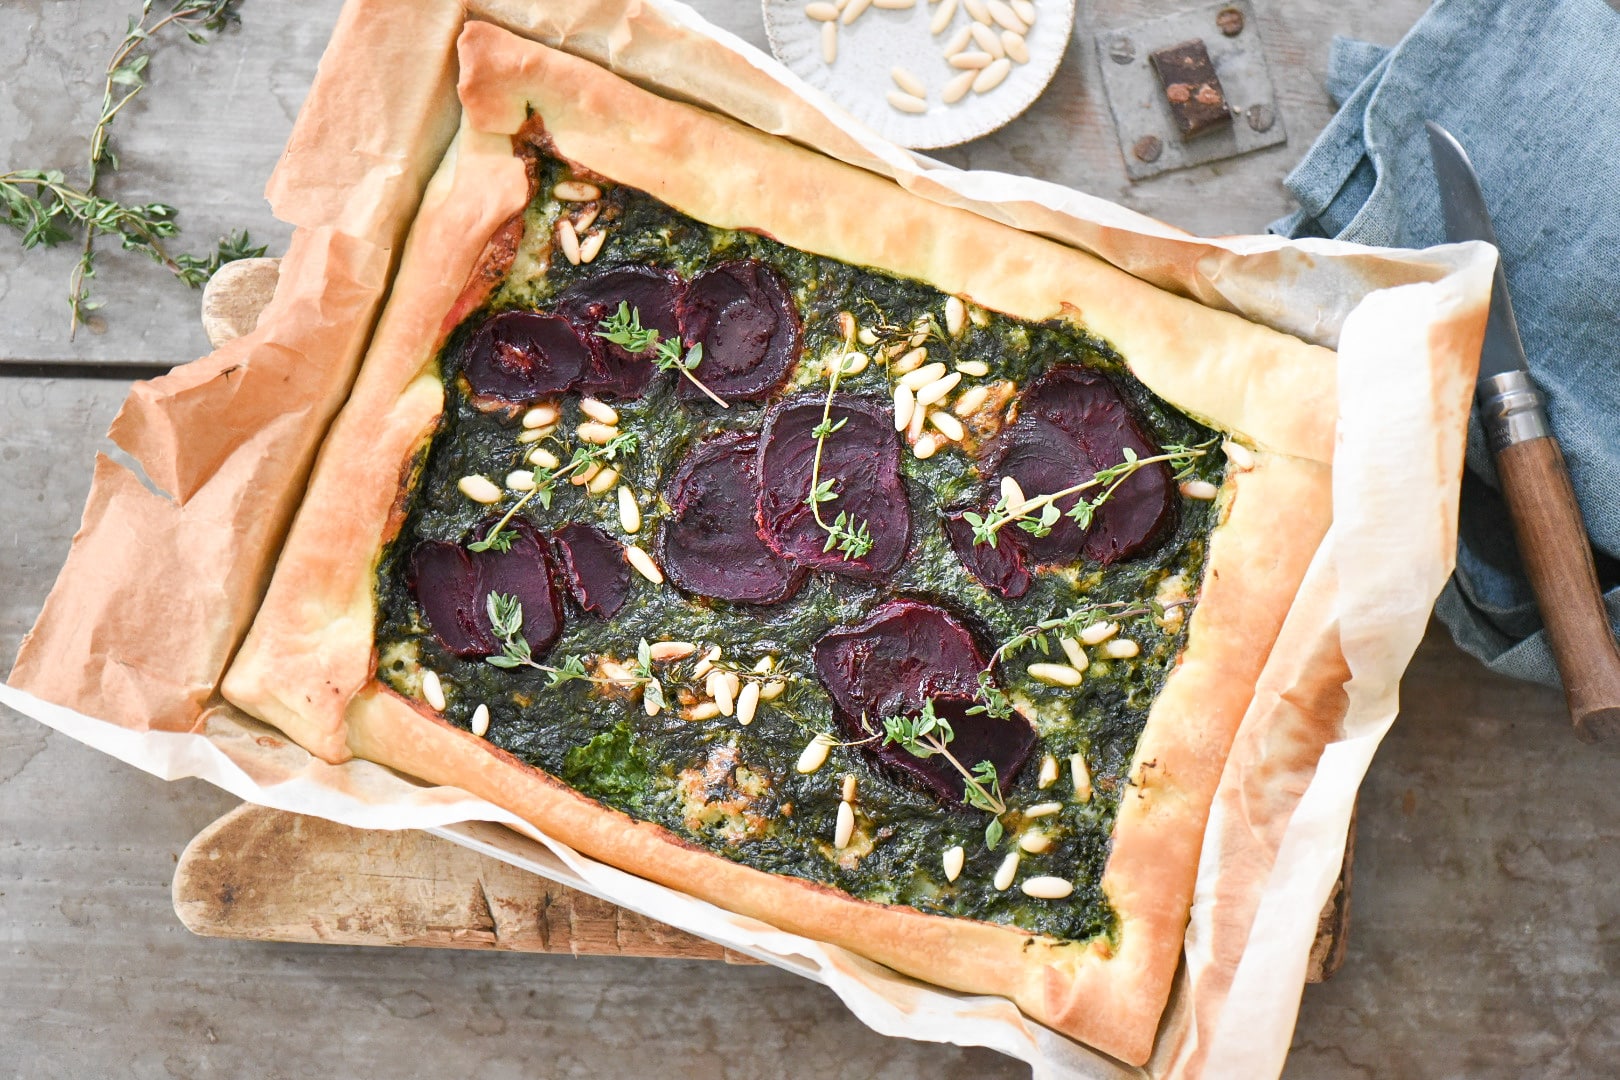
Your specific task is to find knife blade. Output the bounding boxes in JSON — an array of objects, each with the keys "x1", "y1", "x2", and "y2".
[{"x1": 1426, "y1": 121, "x2": 1620, "y2": 743}]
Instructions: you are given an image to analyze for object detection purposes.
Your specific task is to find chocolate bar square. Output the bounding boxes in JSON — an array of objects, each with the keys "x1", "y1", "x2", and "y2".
[{"x1": 1149, "y1": 39, "x2": 1232, "y2": 140}]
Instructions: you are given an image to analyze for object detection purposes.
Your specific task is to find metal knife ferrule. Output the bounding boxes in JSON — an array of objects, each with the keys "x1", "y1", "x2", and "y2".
[{"x1": 1479, "y1": 369, "x2": 1552, "y2": 452}]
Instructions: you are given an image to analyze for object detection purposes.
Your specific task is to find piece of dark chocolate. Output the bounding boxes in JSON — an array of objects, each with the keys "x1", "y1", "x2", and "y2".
[{"x1": 1149, "y1": 39, "x2": 1232, "y2": 140}]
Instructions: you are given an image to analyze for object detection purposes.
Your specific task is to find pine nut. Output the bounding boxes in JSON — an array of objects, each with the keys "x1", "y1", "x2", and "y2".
[
  {"x1": 1001, "y1": 30, "x2": 1029, "y2": 63},
  {"x1": 1011, "y1": 0, "x2": 1035, "y2": 23},
  {"x1": 689, "y1": 701, "x2": 722, "y2": 721},
  {"x1": 1000, "y1": 475, "x2": 1026, "y2": 513},
  {"x1": 580, "y1": 398, "x2": 618, "y2": 425},
  {"x1": 1025, "y1": 801, "x2": 1062, "y2": 817},
  {"x1": 837, "y1": 312, "x2": 856, "y2": 342},
  {"x1": 421, "y1": 669, "x2": 446, "y2": 712},
  {"x1": 857, "y1": 325, "x2": 879, "y2": 346},
  {"x1": 942, "y1": 24, "x2": 973, "y2": 55},
  {"x1": 993, "y1": 851, "x2": 1020, "y2": 891},
  {"x1": 471, "y1": 702, "x2": 490, "y2": 737},
  {"x1": 649, "y1": 641, "x2": 696, "y2": 662},
  {"x1": 840, "y1": 0, "x2": 871, "y2": 22},
  {"x1": 1019, "y1": 830, "x2": 1052, "y2": 853},
  {"x1": 949, "y1": 51, "x2": 994, "y2": 70},
  {"x1": 754, "y1": 656, "x2": 776, "y2": 674},
  {"x1": 828, "y1": 350, "x2": 868, "y2": 377},
  {"x1": 973, "y1": 57, "x2": 1012, "y2": 93},
  {"x1": 572, "y1": 206, "x2": 600, "y2": 233},
  {"x1": 528, "y1": 447, "x2": 560, "y2": 470},
  {"x1": 970, "y1": 21, "x2": 1004, "y2": 56},
  {"x1": 1059, "y1": 637, "x2": 1090, "y2": 671},
  {"x1": 617, "y1": 484, "x2": 641, "y2": 533},
  {"x1": 600, "y1": 660, "x2": 639, "y2": 686},
  {"x1": 1037, "y1": 753, "x2": 1059, "y2": 789},
  {"x1": 517, "y1": 428, "x2": 549, "y2": 444},
  {"x1": 1079, "y1": 621, "x2": 1117, "y2": 645},
  {"x1": 943, "y1": 845, "x2": 965, "y2": 882},
  {"x1": 964, "y1": 0, "x2": 991, "y2": 22},
  {"x1": 713, "y1": 671, "x2": 739, "y2": 716},
  {"x1": 887, "y1": 91, "x2": 927, "y2": 114},
  {"x1": 987, "y1": 0, "x2": 1025, "y2": 33},
  {"x1": 692, "y1": 646, "x2": 721, "y2": 680},
  {"x1": 806, "y1": 0, "x2": 840, "y2": 18},
  {"x1": 1224, "y1": 439, "x2": 1256, "y2": 469},
  {"x1": 457, "y1": 475, "x2": 502, "y2": 504},
  {"x1": 892, "y1": 67, "x2": 927, "y2": 98},
  {"x1": 907, "y1": 400, "x2": 926, "y2": 441},
  {"x1": 835, "y1": 801, "x2": 856, "y2": 848},
  {"x1": 953, "y1": 385, "x2": 990, "y2": 416},
  {"x1": 893, "y1": 384, "x2": 916, "y2": 432},
  {"x1": 1071, "y1": 753, "x2": 1093, "y2": 801},
  {"x1": 522, "y1": 404, "x2": 560, "y2": 429},
  {"x1": 942, "y1": 70, "x2": 977, "y2": 104},
  {"x1": 556, "y1": 218, "x2": 581, "y2": 265},
  {"x1": 899, "y1": 361, "x2": 946, "y2": 391},
  {"x1": 570, "y1": 462, "x2": 601, "y2": 486},
  {"x1": 912, "y1": 433, "x2": 942, "y2": 460},
  {"x1": 644, "y1": 692, "x2": 661, "y2": 717},
  {"x1": 945, "y1": 296, "x2": 968, "y2": 335},
  {"x1": 625, "y1": 545, "x2": 663, "y2": 584},
  {"x1": 822, "y1": 20, "x2": 838, "y2": 63},
  {"x1": 737, "y1": 680, "x2": 761, "y2": 726},
  {"x1": 929, "y1": 411, "x2": 965, "y2": 442},
  {"x1": 1021, "y1": 876, "x2": 1074, "y2": 900},
  {"x1": 760, "y1": 679, "x2": 787, "y2": 701},
  {"x1": 915, "y1": 371, "x2": 962, "y2": 407},
  {"x1": 587, "y1": 467, "x2": 619, "y2": 495},
  {"x1": 576, "y1": 421, "x2": 619, "y2": 445},
  {"x1": 553, "y1": 180, "x2": 601, "y2": 202},
  {"x1": 873, "y1": 0, "x2": 914, "y2": 7},
  {"x1": 506, "y1": 470, "x2": 536, "y2": 492},
  {"x1": 1181, "y1": 479, "x2": 1218, "y2": 500},
  {"x1": 929, "y1": 0, "x2": 958, "y2": 31},
  {"x1": 796, "y1": 733, "x2": 835, "y2": 774},
  {"x1": 892, "y1": 346, "x2": 929, "y2": 375},
  {"x1": 578, "y1": 230, "x2": 606, "y2": 264},
  {"x1": 1103, "y1": 638, "x2": 1140, "y2": 659},
  {"x1": 1028, "y1": 662, "x2": 1083, "y2": 687}
]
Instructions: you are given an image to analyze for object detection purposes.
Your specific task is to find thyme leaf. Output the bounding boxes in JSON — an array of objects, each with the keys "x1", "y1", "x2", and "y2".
[
  {"x1": 804, "y1": 349, "x2": 875, "y2": 561},
  {"x1": 467, "y1": 430, "x2": 639, "y2": 553},
  {"x1": 596, "y1": 302, "x2": 729, "y2": 408},
  {"x1": 881, "y1": 698, "x2": 1006, "y2": 842}
]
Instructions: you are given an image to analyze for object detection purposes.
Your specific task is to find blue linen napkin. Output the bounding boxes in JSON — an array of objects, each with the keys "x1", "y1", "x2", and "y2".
[{"x1": 1270, "y1": 0, "x2": 1620, "y2": 689}]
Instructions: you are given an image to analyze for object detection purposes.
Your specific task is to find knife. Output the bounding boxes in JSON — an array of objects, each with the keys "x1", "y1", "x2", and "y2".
[{"x1": 1427, "y1": 121, "x2": 1620, "y2": 743}]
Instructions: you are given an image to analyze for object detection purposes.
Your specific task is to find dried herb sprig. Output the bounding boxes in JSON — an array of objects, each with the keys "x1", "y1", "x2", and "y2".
[
  {"x1": 468, "y1": 430, "x2": 639, "y2": 553},
  {"x1": 0, "y1": 0, "x2": 258, "y2": 336},
  {"x1": 879, "y1": 699, "x2": 1007, "y2": 848},
  {"x1": 596, "y1": 303, "x2": 729, "y2": 408},
  {"x1": 805, "y1": 350, "x2": 875, "y2": 561}
]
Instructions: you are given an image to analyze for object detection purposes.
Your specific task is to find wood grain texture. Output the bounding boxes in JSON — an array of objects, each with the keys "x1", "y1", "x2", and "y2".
[{"x1": 1494, "y1": 437, "x2": 1620, "y2": 742}]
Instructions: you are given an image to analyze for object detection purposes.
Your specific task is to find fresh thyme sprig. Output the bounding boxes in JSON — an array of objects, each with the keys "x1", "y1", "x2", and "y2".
[
  {"x1": 963, "y1": 438, "x2": 1218, "y2": 548},
  {"x1": 968, "y1": 601, "x2": 1170, "y2": 720},
  {"x1": 0, "y1": 0, "x2": 254, "y2": 336},
  {"x1": 467, "y1": 430, "x2": 639, "y2": 553},
  {"x1": 483, "y1": 593, "x2": 665, "y2": 709},
  {"x1": 804, "y1": 350, "x2": 875, "y2": 561},
  {"x1": 879, "y1": 699, "x2": 1007, "y2": 848},
  {"x1": 596, "y1": 302, "x2": 729, "y2": 408}
]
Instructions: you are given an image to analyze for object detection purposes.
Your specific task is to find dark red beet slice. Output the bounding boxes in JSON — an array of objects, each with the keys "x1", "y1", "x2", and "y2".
[
  {"x1": 660, "y1": 431, "x2": 804, "y2": 605},
  {"x1": 556, "y1": 266, "x2": 684, "y2": 399},
  {"x1": 943, "y1": 509, "x2": 1032, "y2": 600},
  {"x1": 812, "y1": 600, "x2": 1036, "y2": 806},
  {"x1": 552, "y1": 522, "x2": 631, "y2": 619},
  {"x1": 987, "y1": 415, "x2": 1096, "y2": 565},
  {"x1": 1019, "y1": 366, "x2": 1175, "y2": 564},
  {"x1": 756, "y1": 395, "x2": 910, "y2": 581},
  {"x1": 675, "y1": 260, "x2": 801, "y2": 402},
  {"x1": 409, "y1": 521, "x2": 563, "y2": 659},
  {"x1": 459, "y1": 311, "x2": 590, "y2": 403}
]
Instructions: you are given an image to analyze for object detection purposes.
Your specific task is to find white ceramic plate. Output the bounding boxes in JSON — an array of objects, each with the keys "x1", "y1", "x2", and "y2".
[{"x1": 762, "y1": 0, "x2": 1075, "y2": 150}]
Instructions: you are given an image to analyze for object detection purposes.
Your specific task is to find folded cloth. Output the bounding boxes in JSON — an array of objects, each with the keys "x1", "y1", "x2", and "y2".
[{"x1": 1271, "y1": 0, "x2": 1620, "y2": 689}]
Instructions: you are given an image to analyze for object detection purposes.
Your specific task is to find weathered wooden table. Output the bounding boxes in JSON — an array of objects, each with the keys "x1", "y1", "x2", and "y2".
[{"x1": 3, "y1": 1, "x2": 1616, "y2": 1077}]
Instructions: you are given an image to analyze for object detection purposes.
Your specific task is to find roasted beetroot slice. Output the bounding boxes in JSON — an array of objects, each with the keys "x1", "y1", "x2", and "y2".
[
  {"x1": 553, "y1": 522, "x2": 631, "y2": 619},
  {"x1": 474, "y1": 521, "x2": 564, "y2": 657},
  {"x1": 812, "y1": 600, "x2": 1035, "y2": 806},
  {"x1": 1020, "y1": 366, "x2": 1175, "y2": 564},
  {"x1": 409, "y1": 542, "x2": 494, "y2": 657},
  {"x1": 459, "y1": 311, "x2": 590, "y2": 403},
  {"x1": 660, "y1": 431, "x2": 804, "y2": 605},
  {"x1": 675, "y1": 260, "x2": 801, "y2": 402},
  {"x1": 943, "y1": 509, "x2": 1032, "y2": 600},
  {"x1": 757, "y1": 395, "x2": 910, "y2": 581},
  {"x1": 987, "y1": 415, "x2": 1096, "y2": 564},
  {"x1": 556, "y1": 266, "x2": 684, "y2": 399}
]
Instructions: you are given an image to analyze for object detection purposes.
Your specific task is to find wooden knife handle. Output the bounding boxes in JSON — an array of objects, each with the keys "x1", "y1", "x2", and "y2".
[{"x1": 1494, "y1": 436, "x2": 1620, "y2": 742}]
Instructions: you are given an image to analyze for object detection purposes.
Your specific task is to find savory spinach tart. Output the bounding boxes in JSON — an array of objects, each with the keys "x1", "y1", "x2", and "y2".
[{"x1": 224, "y1": 21, "x2": 1336, "y2": 1065}]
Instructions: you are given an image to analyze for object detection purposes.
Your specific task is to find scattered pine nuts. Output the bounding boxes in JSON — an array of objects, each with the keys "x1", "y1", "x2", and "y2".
[
  {"x1": 1028, "y1": 662, "x2": 1083, "y2": 687},
  {"x1": 930, "y1": 0, "x2": 959, "y2": 32},
  {"x1": 649, "y1": 640, "x2": 697, "y2": 662},
  {"x1": 835, "y1": 800, "x2": 856, "y2": 848},
  {"x1": 942, "y1": 70, "x2": 977, "y2": 103},
  {"x1": 421, "y1": 669, "x2": 446, "y2": 712},
  {"x1": 837, "y1": 311, "x2": 857, "y2": 342},
  {"x1": 873, "y1": 0, "x2": 915, "y2": 8},
  {"x1": 955, "y1": 358, "x2": 990, "y2": 377},
  {"x1": 587, "y1": 467, "x2": 619, "y2": 495},
  {"x1": 1001, "y1": 30, "x2": 1029, "y2": 63},
  {"x1": 912, "y1": 433, "x2": 942, "y2": 459},
  {"x1": 856, "y1": 325, "x2": 879, "y2": 346},
  {"x1": 964, "y1": 0, "x2": 992, "y2": 23},
  {"x1": 993, "y1": 851, "x2": 1020, "y2": 891},
  {"x1": 915, "y1": 371, "x2": 962, "y2": 407},
  {"x1": 822, "y1": 20, "x2": 838, "y2": 63},
  {"x1": 1000, "y1": 475, "x2": 1027, "y2": 513},
  {"x1": 1058, "y1": 636, "x2": 1089, "y2": 671},
  {"x1": 893, "y1": 384, "x2": 917, "y2": 433},
  {"x1": 1079, "y1": 621, "x2": 1118, "y2": 646},
  {"x1": 949, "y1": 51, "x2": 994, "y2": 70},
  {"x1": 710, "y1": 670, "x2": 740, "y2": 716},
  {"x1": 553, "y1": 180, "x2": 601, "y2": 202},
  {"x1": 556, "y1": 218, "x2": 581, "y2": 265},
  {"x1": 617, "y1": 484, "x2": 642, "y2": 534},
  {"x1": 737, "y1": 680, "x2": 761, "y2": 726},
  {"x1": 689, "y1": 701, "x2": 723, "y2": 721},
  {"x1": 522, "y1": 404, "x2": 560, "y2": 429},
  {"x1": 797, "y1": 733, "x2": 835, "y2": 774},
  {"x1": 842, "y1": 774, "x2": 859, "y2": 802},
  {"x1": 841, "y1": 0, "x2": 871, "y2": 22},
  {"x1": 1071, "y1": 752, "x2": 1093, "y2": 802},
  {"x1": 900, "y1": 362, "x2": 947, "y2": 391},
  {"x1": 576, "y1": 421, "x2": 619, "y2": 445},
  {"x1": 1025, "y1": 801, "x2": 1062, "y2": 818},
  {"x1": 471, "y1": 702, "x2": 490, "y2": 737},
  {"x1": 506, "y1": 470, "x2": 536, "y2": 492},
  {"x1": 1018, "y1": 830, "x2": 1053, "y2": 854},
  {"x1": 692, "y1": 646, "x2": 721, "y2": 680},
  {"x1": 1103, "y1": 638, "x2": 1140, "y2": 659},
  {"x1": 1037, "y1": 753, "x2": 1059, "y2": 789},
  {"x1": 578, "y1": 230, "x2": 606, "y2": 264},
  {"x1": 892, "y1": 66, "x2": 927, "y2": 98},
  {"x1": 1011, "y1": 0, "x2": 1035, "y2": 23},
  {"x1": 943, "y1": 845, "x2": 965, "y2": 882},
  {"x1": 907, "y1": 400, "x2": 927, "y2": 442},
  {"x1": 945, "y1": 296, "x2": 968, "y2": 336},
  {"x1": 953, "y1": 384, "x2": 990, "y2": 416},
  {"x1": 806, "y1": 0, "x2": 840, "y2": 18},
  {"x1": 929, "y1": 411, "x2": 965, "y2": 442},
  {"x1": 1181, "y1": 479, "x2": 1218, "y2": 500},
  {"x1": 1224, "y1": 439, "x2": 1256, "y2": 469},
  {"x1": 600, "y1": 660, "x2": 639, "y2": 687},
  {"x1": 572, "y1": 206, "x2": 600, "y2": 233},
  {"x1": 760, "y1": 678, "x2": 787, "y2": 702},
  {"x1": 892, "y1": 346, "x2": 929, "y2": 375},
  {"x1": 973, "y1": 57, "x2": 1012, "y2": 93},
  {"x1": 942, "y1": 23, "x2": 973, "y2": 55},
  {"x1": 571, "y1": 462, "x2": 601, "y2": 486},
  {"x1": 457, "y1": 475, "x2": 503, "y2": 504},
  {"x1": 887, "y1": 90, "x2": 927, "y2": 114},
  {"x1": 970, "y1": 21, "x2": 1005, "y2": 57},
  {"x1": 1021, "y1": 876, "x2": 1074, "y2": 900},
  {"x1": 516, "y1": 428, "x2": 549, "y2": 444},
  {"x1": 625, "y1": 545, "x2": 664, "y2": 584},
  {"x1": 987, "y1": 0, "x2": 1026, "y2": 33},
  {"x1": 580, "y1": 398, "x2": 619, "y2": 425},
  {"x1": 528, "y1": 447, "x2": 560, "y2": 470},
  {"x1": 644, "y1": 692, "x2": 661, "y2": 717}
]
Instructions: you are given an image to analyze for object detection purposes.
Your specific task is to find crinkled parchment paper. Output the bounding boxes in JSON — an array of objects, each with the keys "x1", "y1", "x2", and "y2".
[{"x1": 3, "y1": 0, "x2": 1492, "y2": 1075}]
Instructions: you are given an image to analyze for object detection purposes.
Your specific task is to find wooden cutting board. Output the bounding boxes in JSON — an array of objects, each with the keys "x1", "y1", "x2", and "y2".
[{"x1": 182, "y1": 263, "x2": 1352, "y2": 981}]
